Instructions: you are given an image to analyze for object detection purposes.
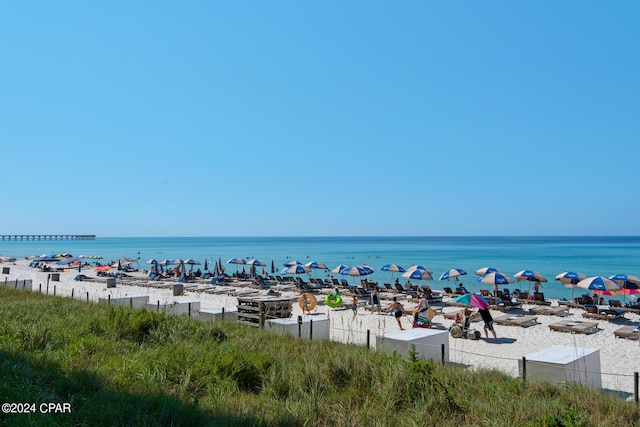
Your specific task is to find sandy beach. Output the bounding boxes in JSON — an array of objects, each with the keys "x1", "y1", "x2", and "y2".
[{"x1": 2, "y1": 258, "x2": 639, "y2": 398}]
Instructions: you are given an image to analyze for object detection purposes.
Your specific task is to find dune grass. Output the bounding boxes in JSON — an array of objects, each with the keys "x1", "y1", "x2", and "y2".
[{"x1": 0, "y1": 287, "x2": 639, "y2": 426}]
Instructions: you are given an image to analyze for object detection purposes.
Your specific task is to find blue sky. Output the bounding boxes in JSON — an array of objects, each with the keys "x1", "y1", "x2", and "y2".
[{"x1": 1, "y1": 1, "x2": 638, "y2": 237}]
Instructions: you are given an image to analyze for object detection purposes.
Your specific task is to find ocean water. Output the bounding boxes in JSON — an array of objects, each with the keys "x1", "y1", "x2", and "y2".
[{"x1": 1, "y1": 236, "x2": 639, "y2": 300}]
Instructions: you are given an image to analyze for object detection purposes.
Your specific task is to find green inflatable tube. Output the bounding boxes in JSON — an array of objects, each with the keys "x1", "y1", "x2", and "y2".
[{"x1": 325, "y1": 294, "x2": 343, "y2": 308}]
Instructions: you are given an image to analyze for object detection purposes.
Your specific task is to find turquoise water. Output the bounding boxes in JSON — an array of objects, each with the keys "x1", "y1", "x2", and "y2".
[{"x1": 1, "y1": 236, "x2": 639, "y2": 300}]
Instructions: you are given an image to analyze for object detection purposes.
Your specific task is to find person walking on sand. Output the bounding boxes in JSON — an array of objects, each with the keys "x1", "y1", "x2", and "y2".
[
  {"x1": 370, "y1": 289, "x2": 382, "y2": 314},
  {"x1": 385, "y1": 297, "x2": 405, "y2": 330},
  {"x1": 351, "y1": 295, "x2": 358, "y2": 318},
  {"x1": 475, "y1": 307, "x2": 498, "y2": 342}
]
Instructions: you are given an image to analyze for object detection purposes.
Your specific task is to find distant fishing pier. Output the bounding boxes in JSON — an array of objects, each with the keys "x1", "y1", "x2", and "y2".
[{"x1": 1, "y1": 235, "x2": 96, "y2": 241}]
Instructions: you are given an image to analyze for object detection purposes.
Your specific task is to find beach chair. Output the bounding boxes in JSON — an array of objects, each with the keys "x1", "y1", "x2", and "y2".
[
  {"x1": 529, "y1": 306, "x2": 570, "y2": 317},
  {"x1": 532, "y1": 292, "x2": 552, "y2": 306},
  {"x1": 549, "y1": 320, "x2": 599, "y2": 334},
  {"x1": 443, "y1": 287, "x2": 456, "y2": 297},
  {"x1": 614, "y1": 326, "x2": 640, "y2": 340},
  {"x1": 493, "y1": 314, "x2": 538, "y2": 327}
]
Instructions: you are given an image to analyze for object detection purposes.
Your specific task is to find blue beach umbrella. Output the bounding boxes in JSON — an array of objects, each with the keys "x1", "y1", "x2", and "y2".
[
  {"x1": 281, "y1": 265, "x2": 309, "y2": 275},
  {"x1": 403, "y1": 269, "x2": 433, "y2": 281},
  {"x1": 271, "y1": 260, "x2": 275, "y2": 274},
  {"x1": 407, "y1": 265, "x2": 433, "y2": 275},
  {"x1": 555, "y1": 271, "x2": 587, "y2": 285},
  {"x1": 183, "y1": 259, "x2": 200, "y2": 265},
  {"x1": 227, "y1": 257, "x2": 246, "y2": 275},
  {"x1": 577, "y1": 276, "x2": 621, "y2": 292},
  {"x1": 514, "y1": 270, "x2": 547, "y2": 282},
  {"x1": 204, "y1": 259, "x2": 208, "y2": 271},
  {"x1": 339, "y1": 264, "x2": 374, "y2": 284},
  {"x1": 247, "y1": 259, "x2": 266, "y2": 267},
  {"x1": 305, "y1": 261, "x2": 328, "y2": 277},
  {"x1": 475, "y1": 267, "x2": 503, "y2": 276},
  {"x1": 555, "y1": 271, "x2": 587, "y2": 298},
  {"x1": 284, "y1": 260, "x2": 303, "y2": 267},
  {"x1": 477, "y1": 272, "x2": 514, "y2": 285},
  {"x1": 331, "y1": 264, "x2": 351, "y2": 274},
  {"x1": 439, "y1": 268, "x2": 467, "y2": 282},
  {"x1": 609, "y1": 274, "x2": 640, "y2": 288},
  {"x1": 381, "y1": 263, "x2": 406, "y2": 283}
]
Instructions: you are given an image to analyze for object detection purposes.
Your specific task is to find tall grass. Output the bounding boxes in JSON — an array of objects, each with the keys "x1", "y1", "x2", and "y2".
[{"x1": 0, "y1": 287, "x2": 638, "y2": 426}]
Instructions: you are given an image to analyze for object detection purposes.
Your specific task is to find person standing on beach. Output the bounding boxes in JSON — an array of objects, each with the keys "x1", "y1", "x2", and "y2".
[
  {"x1": 370, "y1": 289, "x2": 381, "y2": 313},
  {"x1": 352, "y1": 296, "x2": 358, "y2": 318},
  {"x1": 475, "y1": 308, "x2": 498, "y2": 342},
  {"x1": 385, "y1": 297, "x2": 405, "y2": 330}
]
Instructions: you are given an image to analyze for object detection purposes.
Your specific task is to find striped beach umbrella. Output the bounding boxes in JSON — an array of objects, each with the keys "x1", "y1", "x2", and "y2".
[
  {"x1": 477, "y1": 272, "x2": 514, "y2": 285},
  {"x1": 331, "y1": 264, "x2": 351, "y2": 274},
  {"x1": 340, "y1": 265, "x2": 374, "y2": 276},
  {"x1": 381, "y1": 263, "x2": 406, "y2": 283},
  {"x1": 439, "y1": 268, "x2": 467, "y2": 282},
  {"x1": 577, "y1": 276, "x2": 621, "y2": 292},
  {"x1": 403, "y1": 268, "x2": 433, "y2": 280},
  {"x1": 514, "y1": 270, "x2": 547, "y2": 283},
  {"x1": 555, "y1": 271, "x2": 587, "y2": 285},
  {"x1": 305, "y1": 261, "x2": 328, "y2": 270},
  {"x1": 227, "y1": 258, "x2": 246, "y2": 265},
  {"x1": 609, "y1": 274, "x2": 640, "y2": 295},
  {"x1": 284, "y1": 260, "x2": 303, "y2": 267},
  {"x1": 246, "y1": 259, "x2": 266, "y2": 267},
  {"x1": 281, "y1": 265, "x2": 310, "y2": 275},
  {"x1": 475, "y1": 267, "x2": 503, "y2": 276},
  {"x1": 406, "y1": 264, "x2": 433, "y2": 275}
]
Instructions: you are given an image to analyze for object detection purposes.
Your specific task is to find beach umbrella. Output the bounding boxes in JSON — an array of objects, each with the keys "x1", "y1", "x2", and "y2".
[
  {"x1": 281, "y1": 265, "x2": 310, "y2": 275},
  {"x1": 271, "y1": 260, "x2": 275, "y2": 274},
  {"x1": 407, "y1": 264, "x2": 433, "y2": 274},
  {"x1": 556, "y1": 271, "x2": 587, "y2": 298},
  {"x1": 477, "y1": 272, "x2": 514, "y2": 285},
  {"x1": 609, "y1": 274, "x2": 640, "y2": 288},
  {"x1": 439, "y1": 268, "x2": 467, "y2": 282},
  {"x1": 454, "y1": 293, "x2": 489, "y2": 310},
  {"x1": 227, "y1": 257, "x2": 246, "y2": 275},
  {"x1": 514, "y1": 270, "x2": 547, "y2": 283},
  {"x1": 339, "y1": 264, "x2": 373, "y2": 284},
  {"x1": 95, "y1": 266, "x2": 111, "y2": 272},
  {"x1": 403, "y1": 269, "x2": 433, "y2": 281},
  {"x1": 576, "y1": 276, "x2": 621, "y2": 292},
  {"x1": 305, "y1": 261, "x2": 328, "y2": 277},
  {"x1": 381, "y1": 263, "x2": 406, "y2": 283},
  {"x1": 305, "y1": 261, "x2": 328, "y2": 270},
  {"x1": 555, "y1": 271, "x2": 587, "y2": 285},
  {"x1": 475, "y1": 267, "x2": 503, "y2": 276},
  {"x1": 284, "y1": 260, "x2": 303, "y2": 267},
  {"x1": 158, "y1": 259, "x2": 174, "y2": 266},
  {"x1": 247, "y1": 259, "x2": 266, "y2": 267},
  {"x1": 331, "y1": 264, "x2": 351, "y2": 274},
  {"x1": 183, "y1": 259, "x2": 201, "y2": 265},
  {"x1": 204, "y1": 259, "x2": 208, "y2": 271},
  {"x1": 145, "y1": 259, "x2": 158, "y2": 265},
  {"x1": 593, "y1": 289, "x2": 618, "y2": 297}
]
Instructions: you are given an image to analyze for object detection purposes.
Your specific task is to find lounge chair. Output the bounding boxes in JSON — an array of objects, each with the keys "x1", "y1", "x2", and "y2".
[
  {"x1": 531, "y1": 292, "x2": 552, "y2": 306},
  {"x1": 614, "y1": 326, "x2": 640, "y2": 340},
  {"x1": 493, "y1": 314, "x2": 538, "y2": 327},
  {"x1": 498, "y1": 296, "x2": 522, "y2": 310},
  {"x1": 529, "y1": 306, "x2": 570, "y2": 317},
  {"x1": 442, "y1": 287, "x2": 456, "y2": 297},
  {"x1": 549, "y1": 320, "x2": 599, "y2": 334}
]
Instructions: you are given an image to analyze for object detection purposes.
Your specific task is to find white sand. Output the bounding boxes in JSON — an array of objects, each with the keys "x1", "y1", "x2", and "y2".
[{"x1": 2, "y1": 259, "x2": 639, "y2": 397}]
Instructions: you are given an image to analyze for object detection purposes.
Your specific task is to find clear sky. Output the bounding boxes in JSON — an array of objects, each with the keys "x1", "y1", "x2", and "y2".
[{"x1": 1, "y1": 1, "x2": 638, "y2": 237}]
